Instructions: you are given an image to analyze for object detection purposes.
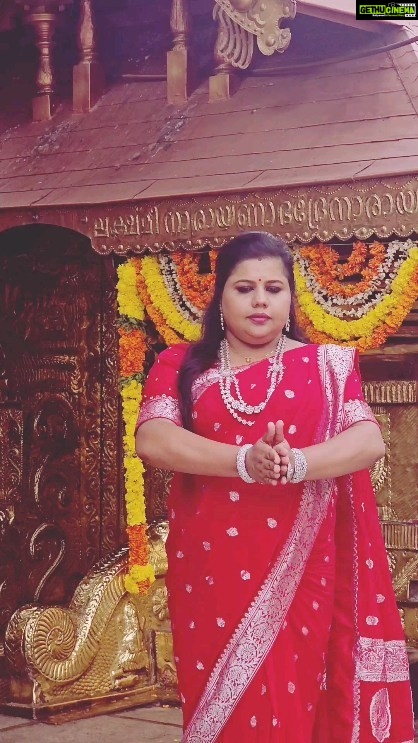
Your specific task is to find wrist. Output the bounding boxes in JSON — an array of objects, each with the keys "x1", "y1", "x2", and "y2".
[
  {"x1": 287, "y1": 448, "x2": 308, "y2": 483},
  {"x1": 236, "y1": 444, "x2": 256, "y2": 484}
]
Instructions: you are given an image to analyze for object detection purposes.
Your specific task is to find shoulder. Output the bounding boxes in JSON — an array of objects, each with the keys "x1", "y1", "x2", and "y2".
[
  {"x1": 156, "y1": 343, "x2": 190, "y2": 368},
  {"x1": 318, "y1": 344, "x2": 357, "y2": 373}
]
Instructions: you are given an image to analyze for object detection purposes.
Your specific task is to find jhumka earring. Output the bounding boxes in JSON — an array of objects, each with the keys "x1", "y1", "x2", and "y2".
[
  {"x1": 285, "y1": 317, "x2": 290, "y2": 333},
  {"x1": 220, "y1": 304, "x2": 225, "y2": 333}
]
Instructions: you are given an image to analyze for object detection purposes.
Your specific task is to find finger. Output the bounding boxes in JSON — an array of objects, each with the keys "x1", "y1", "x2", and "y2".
[
  {"x1": 274, "y1": 444, "x2": 290, "y2": 457},
  {"x1": 274, "y1": 420, "x2": 285, "y2": 445},
  {"x1": 262, "y1": 421, "x2": 276, "y2": 446},
  {"x1": 259, "y1": 462, "x2": 281, "y2": 478}
]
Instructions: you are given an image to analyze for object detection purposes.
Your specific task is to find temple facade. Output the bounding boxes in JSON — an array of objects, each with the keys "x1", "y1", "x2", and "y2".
[{"x1": 0, "y1": 0, "x2": 417, "y2": 720}]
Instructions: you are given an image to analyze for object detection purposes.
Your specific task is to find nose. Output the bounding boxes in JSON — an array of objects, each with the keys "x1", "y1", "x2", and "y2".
[{"x1": 252, "y1": 286, "x2": 268, "y2": 307}]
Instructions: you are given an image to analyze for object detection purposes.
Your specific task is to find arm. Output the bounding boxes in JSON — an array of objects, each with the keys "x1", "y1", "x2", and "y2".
[
  {"x1": 274, "y1": 348, "x2": 385, "y2": 482},
  {"x1": 287, "y1": 420, "x2": 385, "y2": 481},
  {"x1": 136, "y1": 346, "x2": 282, "y2": 484},
  {"x1": 136, "y1": 418, "x2": 283, "y2": 483}
]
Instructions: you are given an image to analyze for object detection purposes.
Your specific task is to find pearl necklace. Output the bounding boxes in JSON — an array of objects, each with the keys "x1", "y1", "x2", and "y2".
[{"x1": 218, "y1": 335, "x2": 286, "y2": 426}]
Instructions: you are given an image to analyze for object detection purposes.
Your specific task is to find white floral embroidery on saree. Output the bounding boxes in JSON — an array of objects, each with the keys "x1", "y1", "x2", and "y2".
[
  {"x1": 139, "y1": 394, "x2": 182, "y2": 426},
  {"x1": 370, "y1": 688, "x2": 391, "y2": 742},
  {"x1": 356, "y1": 637, "x2": 410, "y2": 682},
  {"x1": 344, "y1": 398, "x2": 377, "y2": 428}
]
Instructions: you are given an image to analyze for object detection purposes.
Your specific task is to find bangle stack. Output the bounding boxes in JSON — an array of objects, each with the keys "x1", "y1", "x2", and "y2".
[
  {"x1": 287, "y1": 448, "x2": 308, "y2": 484},
  {"x1": 236, "y1": 444, "x2": 256, "y2": 483}
]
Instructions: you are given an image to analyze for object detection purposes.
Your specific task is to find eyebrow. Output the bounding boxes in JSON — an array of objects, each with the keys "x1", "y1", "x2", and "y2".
[{"x1": 233, "y1": 278, "x2": 286, "y2": 284}]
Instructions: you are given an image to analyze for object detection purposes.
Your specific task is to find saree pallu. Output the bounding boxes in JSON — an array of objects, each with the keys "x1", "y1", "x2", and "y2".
[{"x1": 137, "y1": 343, "x2": 414, "y2": 743}]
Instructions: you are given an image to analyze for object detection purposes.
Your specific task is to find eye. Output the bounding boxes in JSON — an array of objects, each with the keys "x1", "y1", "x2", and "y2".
[
  {"x1": 236, "y1": 286, "x2": 252, "y2": 293},
  {"x1": 267, "y1": 286, "x2": 281, "y2": 293}
]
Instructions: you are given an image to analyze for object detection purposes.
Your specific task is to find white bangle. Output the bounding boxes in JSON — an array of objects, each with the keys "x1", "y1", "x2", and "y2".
[
  {"x1": 236, "y1": 444, "x2": 256, "y2": 483},
  {"x1": 287, "y1": 448, "x2": 308, "y2": 484}
]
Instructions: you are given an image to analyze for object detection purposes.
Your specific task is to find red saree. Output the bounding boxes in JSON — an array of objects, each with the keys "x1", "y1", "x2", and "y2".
[{"x1": 137, "y1": 343, "x2": 414, "y2": 743}]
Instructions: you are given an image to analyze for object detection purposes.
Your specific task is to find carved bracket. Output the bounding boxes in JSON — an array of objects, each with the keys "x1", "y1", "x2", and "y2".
[{"x1": 214, "y1": 0, "x2": 296, "y2": 64}]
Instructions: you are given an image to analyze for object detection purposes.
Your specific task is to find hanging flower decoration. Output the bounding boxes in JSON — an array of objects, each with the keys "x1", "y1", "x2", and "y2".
[
  {"x1": 117, "y1": 240, "x2": 418, "y2": 592},
  {"x1": 117, "y1": 264, "x2": 155, "y2": 595},
  {"x1": 169, "y1": 251, "x2": 217, "y2": 312},
  {"x1": 293, "y1": 240, "x2": 418, "y2": 350}
]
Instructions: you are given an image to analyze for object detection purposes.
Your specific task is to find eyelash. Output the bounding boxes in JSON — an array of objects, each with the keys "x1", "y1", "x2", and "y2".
[{"x1": 236, "y1": 286, "x2": 281, "y2": 294}]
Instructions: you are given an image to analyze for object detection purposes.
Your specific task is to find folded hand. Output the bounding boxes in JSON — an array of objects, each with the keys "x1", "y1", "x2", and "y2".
[{"x1": 245, "y1": 421, "x2": 282, "y2": 485}]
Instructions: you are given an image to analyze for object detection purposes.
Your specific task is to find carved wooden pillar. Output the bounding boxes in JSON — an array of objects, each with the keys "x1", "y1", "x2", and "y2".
[
  {"x1": 167, "y1": 0, "x2": 192, "y2": 105},
  {"x1": 209, "y1": 4, "x2": 239, "y2": 102},
  {"x1": 73, "y1": 0, "x2": 104, "y2": 113},
  {"x1": 16, "y1": 1, "x2": 73, "y2": 122}
]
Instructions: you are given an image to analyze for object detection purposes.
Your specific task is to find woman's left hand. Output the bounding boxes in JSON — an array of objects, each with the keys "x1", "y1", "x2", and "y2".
[{"x1": 272, "y1": 420, "x2": 292, "y2": 484}]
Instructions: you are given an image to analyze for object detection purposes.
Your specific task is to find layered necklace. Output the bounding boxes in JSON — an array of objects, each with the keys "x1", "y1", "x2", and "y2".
[{"x1": 218, "y1": 335, "x2": 286, "y2": 426}]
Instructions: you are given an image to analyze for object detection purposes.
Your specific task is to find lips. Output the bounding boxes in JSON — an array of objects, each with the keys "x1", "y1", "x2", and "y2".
[{"x1": 248, "y1": 314, "x2": 271, "y2": 323}]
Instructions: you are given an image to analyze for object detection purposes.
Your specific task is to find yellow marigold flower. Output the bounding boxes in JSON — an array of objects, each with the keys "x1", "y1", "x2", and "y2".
[
  {"x1": 141, "y1": 256, "x2": 201, "y2": 342},
  {"x1": 117, "y1": 262, "x2": 145, "y2": 320}
]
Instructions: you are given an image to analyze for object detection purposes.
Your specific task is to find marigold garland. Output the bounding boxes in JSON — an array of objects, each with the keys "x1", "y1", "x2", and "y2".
[
  {"x1": 134, "y1": 257, "x2": 183, "y2": 346},
  {"x1": 117, "y1": 262, "x2": 155, "y2": 595},
  {"x1": 294, "y1": 245, "x2": 418, "y2": 349},
  {"x1": 117, "y1": 261, "x2": 145, "y2": 321},
  {"x1": 170, "y1": 251, "x2": 216, "y2": 312},
  {"x1": 141, "y1": 255, "x2": 201, "y2": 342},
  {"x1": 118, "y1": 327, "x2": 147, "y2": 379},
  {"x1": 299, "y1": 241, "x2": 387, "y2": 298}
]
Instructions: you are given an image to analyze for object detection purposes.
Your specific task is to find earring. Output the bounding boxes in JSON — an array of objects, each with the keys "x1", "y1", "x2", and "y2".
[
  {"x1": 220, "y1": 305, "x2": 225, "y2": 333},
  {"x1": 285, "y1": 317, "x2": 290, "y2": 333}
]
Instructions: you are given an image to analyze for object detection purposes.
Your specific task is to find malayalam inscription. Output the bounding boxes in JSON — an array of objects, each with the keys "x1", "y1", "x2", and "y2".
[{"x1": 89, "y1": 181, "x2": 418, "y2": 253}]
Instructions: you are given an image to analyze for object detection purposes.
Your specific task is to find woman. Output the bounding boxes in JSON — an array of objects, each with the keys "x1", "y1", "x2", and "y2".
[{"x1": 136, "y1": 232, "x2": 414, "y2": 742}]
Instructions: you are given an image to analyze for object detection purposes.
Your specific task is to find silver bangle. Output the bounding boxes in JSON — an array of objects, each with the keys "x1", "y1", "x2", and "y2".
[
  {"x1": 236, "y1": 444, "x2": 256, "y2": 483},
  {"x1": 287, "y1": 448, "x2": 308, "y2": 484}
]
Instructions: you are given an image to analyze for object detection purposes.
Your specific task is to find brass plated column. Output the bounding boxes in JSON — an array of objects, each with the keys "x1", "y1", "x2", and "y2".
[
  {"x1": 15, "y1": 1, "x2": 73, "y2": 121},
  {"x1": 73, "y1": 0, "x2": 104, "y2": 113},
  {"x1": 167, "y1": 0, "x2": 191, "y2": 104}
]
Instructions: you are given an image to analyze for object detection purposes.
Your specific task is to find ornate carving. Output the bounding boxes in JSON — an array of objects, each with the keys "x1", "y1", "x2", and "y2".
[
  {"x1": 4, "y1": 534, "x2": 177, "y2": 712},
  {"x1": 363, "y1": 381, "x2": 417, "y2": 405},
  {"x1": 15, "y1": 1, "x2": 73, "y2": 120},
  {"x1": 170, "y1": 0, "x2": 190, "y2": 51},
  {"x1": 148, "y1": 521, "x2": 169, "y2": 578},
  {"x1": 213, "y1": 3, "x2": 253, "y2": 70},
  {"x1": 3, "y1": 178, "x2": 418, "y2": 254},
  {"x1": 29, "y1": 523, "x2": 66, "y2": 602},
  {"x1": 78, "y1": 0, "x2": 96, "y2": 64},
  {"x1": 144, "y1": 468, "x2": 172, "y2": 524},
  {"x1": 72, "y1": 176, "x2": 418, "y2": 254},
  {"x1": 73, "y1": 0, "x2": 104, "y2": 113},
  {"x1": 369, "y1": 407, "x2": 393, "y2": 519},
  {"x1": 214, "y1": 0, "x2": 295, "y2": 65},
  {"x1": 0, "y1": 406, "x2": 23, "y2": 503},
  {"x1": 100, "y1": 258, "x2": 121, "y2": 556},
  {"x1": 0, "y1": 228, "x2": 123, "y2": 669}
]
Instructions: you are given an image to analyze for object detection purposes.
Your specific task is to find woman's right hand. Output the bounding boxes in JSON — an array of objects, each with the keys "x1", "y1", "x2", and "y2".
[{"x1": 245, "y1": 422, "x2": 282, "y2": 485}]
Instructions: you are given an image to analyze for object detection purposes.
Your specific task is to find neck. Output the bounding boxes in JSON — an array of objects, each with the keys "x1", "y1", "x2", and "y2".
[{"x1": 224, "y1": 335, "x2": 284, "y2": 364}]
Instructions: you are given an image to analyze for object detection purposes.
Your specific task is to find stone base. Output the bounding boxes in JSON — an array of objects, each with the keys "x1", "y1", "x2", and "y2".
[
  {"x1": 209, "y1": 71, "x2": 239, "y2": 102},
  {"x1": 32, "y1": 94, "x2": 53, "y2": 122},
  {"x1": 167, "y1": 49, "x2": 192, "y2": 105},
  {"x1": 73, "y1": 61, "x2": 104, "y2": 113}
]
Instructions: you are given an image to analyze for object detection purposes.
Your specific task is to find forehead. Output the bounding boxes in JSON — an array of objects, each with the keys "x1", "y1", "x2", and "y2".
[{"x1": 228, "y1": 256, "x2": 288, "y2": 281}]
